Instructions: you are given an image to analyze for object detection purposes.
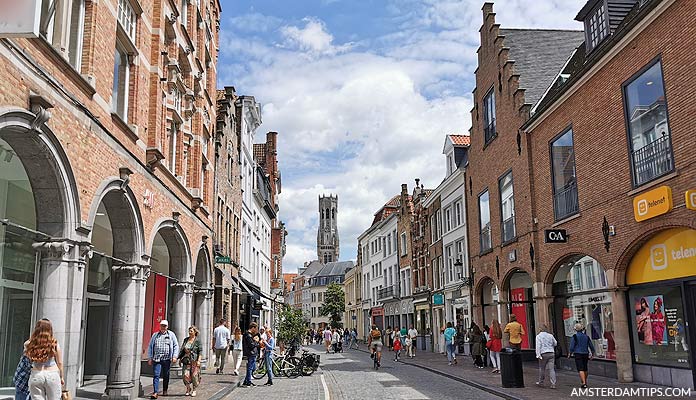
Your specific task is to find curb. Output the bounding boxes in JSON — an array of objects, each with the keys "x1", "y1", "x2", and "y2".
[{"x1": 350, "y1": 347, "x2": 523, "y2": 400}]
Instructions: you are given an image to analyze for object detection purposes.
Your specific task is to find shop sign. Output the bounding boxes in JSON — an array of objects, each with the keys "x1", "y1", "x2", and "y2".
[
  {"x1": 686, "y1": 190, "x2": 696, "y2": 211},
  {"x1": 351, "y1": 315, "x2": 357, "y2": 320},
  {"x1": 433, "y1": 293, "x2": 444, "y2": 305},
  {"x1": 627, "y1": 227, "x2": 696, "y2": 285},
  {"x1": 633, "y1": 186, "x2": 672, "y2": 222},
  {"x1": 0, "y1": 0, "x2": 41, "y2": 38},
  {"x1": 215, "y1": 256, "x2": 231, "y2": 264},
  {"x1": 544, "y1": 229, "x2": 568, "y2": 243},
  {"x1": 453, "y1": 297, "x2": 469, "y2": 306}
]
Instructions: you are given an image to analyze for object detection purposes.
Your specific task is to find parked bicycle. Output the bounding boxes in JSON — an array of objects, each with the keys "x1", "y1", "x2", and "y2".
[{"x1": 253, "y1": 351, "x2": 301, "y2": 379}]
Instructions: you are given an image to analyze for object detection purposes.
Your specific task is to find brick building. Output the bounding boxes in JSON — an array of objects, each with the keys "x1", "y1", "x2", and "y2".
[
  {"x1": 213, "y1": 86, "x2": 242, "y2": 330},
  {"x1": 423, "y1": 192, "x2": 444, "y2": 352},
  {"x1": 0, "y1": 0, "x2": 221, "y2": 397},
  {"x1": 410, "y1": 180, "x2": 434, "y2": 352},
  {"x1": 396, "y1": 184, "x2": 415, "y2": 331},
  {"x1": 521, "y1": 0, "x2": 696, "y2": 388},
  {"x1": 466, "y1": 3, "x2": 583, "y2": 357}
]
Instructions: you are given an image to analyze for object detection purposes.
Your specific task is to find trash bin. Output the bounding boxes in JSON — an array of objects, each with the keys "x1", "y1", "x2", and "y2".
[{"x1": 499, "y1": 347, "x2": 524, "y2": 388}]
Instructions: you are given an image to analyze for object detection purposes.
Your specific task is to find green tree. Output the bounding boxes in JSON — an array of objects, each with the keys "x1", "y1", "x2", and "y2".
[
  {"x1": 320, "y1": 283, "x2": 345, "y2": 328},
  {"x1": 276, "y1": 305, "x2": 308, "y2": 345}
]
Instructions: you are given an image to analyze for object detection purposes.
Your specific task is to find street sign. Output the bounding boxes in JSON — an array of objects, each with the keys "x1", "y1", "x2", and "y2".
[
  {"x1": 433, "y1": 293, "x2": 444, "y2": 305},
  {"x1": 215, "y1": 256, "x2": 231, "y2": 264},
  {"x1": 544, "y1": 229, "x2": 568, "y2": 243},
  {"x1": 351, "y1": 315, "x2": 357, "y2": 320},
  {"x1": 0, "y1": 0, "x2": 41, "y2": 38}
]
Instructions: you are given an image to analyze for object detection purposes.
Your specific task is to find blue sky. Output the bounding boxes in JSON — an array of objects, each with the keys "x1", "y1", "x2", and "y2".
[{"x1": 218, "y1": 0, "x2": 586, "y2": 272}]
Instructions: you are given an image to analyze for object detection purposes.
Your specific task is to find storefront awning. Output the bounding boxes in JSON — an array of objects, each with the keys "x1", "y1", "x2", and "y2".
[
  {"x1": 233, "y1": 276, "x2": 260, "y2": 300},
  {"x1": 214, "y1": 266, "x2": 241, "y2": 292},
  {"x1": 239, "y1": 277, "x2": 283, "y2": 304}
]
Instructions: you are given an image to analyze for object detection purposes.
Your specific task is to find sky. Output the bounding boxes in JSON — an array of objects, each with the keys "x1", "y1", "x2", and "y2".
[{"x1": 217, "y1": 0, "x2": 587, "y2": 273}]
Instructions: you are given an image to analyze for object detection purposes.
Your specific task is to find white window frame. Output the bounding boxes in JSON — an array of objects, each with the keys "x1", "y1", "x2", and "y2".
[
  {"x1": 112, "y1": 42, "x2": 130, "y2": 120},
  {"x1": 400, "y1": 233, "x2": 407, "y2": 256},
  {"x1": 117, "y1": 0, "x2": 137, "y2": 43}
]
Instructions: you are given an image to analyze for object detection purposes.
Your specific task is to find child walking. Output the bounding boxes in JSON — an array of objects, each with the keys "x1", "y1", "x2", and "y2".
[{"x1": 393, "y1": 335, "x2": 402, "y2": 362}]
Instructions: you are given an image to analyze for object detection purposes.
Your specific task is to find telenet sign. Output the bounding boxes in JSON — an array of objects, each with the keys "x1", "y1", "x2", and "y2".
[
  {"x1": 686, "y1": 190, "x2": 696, "y2": 211},
  {"x1": 633, "y1": 185, "x2": 672, "y2": 222}
]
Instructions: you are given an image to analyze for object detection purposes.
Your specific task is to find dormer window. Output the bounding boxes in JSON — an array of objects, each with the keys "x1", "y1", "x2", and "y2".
[
  {"x1": 446, "y1": 153, "x2": 455, "y2": 175},
  {"x1": 587, "y1": 3, "x2": 608, "y2": 50}
]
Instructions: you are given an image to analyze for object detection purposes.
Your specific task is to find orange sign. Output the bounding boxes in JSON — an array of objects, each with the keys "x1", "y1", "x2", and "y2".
[
  {"x1": 633, "y1": 186, "x2": 672, "y2": 222},
  {"x1": 627, "y1": 228, "x2": 696, "y2": 285},
  {"x1": 686, "y1": 190, "x2": 696, "y2": 211}
]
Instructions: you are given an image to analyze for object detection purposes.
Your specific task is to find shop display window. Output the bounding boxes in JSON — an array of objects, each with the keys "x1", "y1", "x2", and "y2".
[
  {"x1": 629, "y1": 285, "x2": 689, "y2": 368},
  {"x1": 552, "y1": 255, "x2": 615, "y2": 360},
  {"x1": 508, "y1": 271, "x2": 535, "y2": 349}
]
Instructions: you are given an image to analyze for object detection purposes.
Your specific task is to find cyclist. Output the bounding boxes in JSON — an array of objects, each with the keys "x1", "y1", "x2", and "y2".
[{"x1": 368, "y1": 324, "x2": 383, "y2": 367}]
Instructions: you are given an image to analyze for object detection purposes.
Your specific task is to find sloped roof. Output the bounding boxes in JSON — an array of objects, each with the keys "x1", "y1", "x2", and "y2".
[
  {"x1": 500, "y1": 29, "x2": 584, "y2": 107},
  {"x1": 449, "y1": 135, "x2": 470, "y2": 147},
  {"x1": 301, "y1": 260, "x2": 324, "y2": 278},
  {"x1": 371, "y1": 195, "x2": 401, "y2": 225},
  {"x1": 316, "y1": 261, "x2": 354, "y2": 277}
]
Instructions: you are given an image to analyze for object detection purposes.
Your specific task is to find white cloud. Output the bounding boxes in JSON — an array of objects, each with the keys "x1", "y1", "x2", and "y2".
[{"x1": 220, "y1": 1, "x2": 586, "y2": 272}]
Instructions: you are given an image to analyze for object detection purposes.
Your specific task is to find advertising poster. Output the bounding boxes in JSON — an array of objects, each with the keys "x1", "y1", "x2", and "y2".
[
  {"x1": 563, "y1": 307, "x2": 575, "y2": 337},
  {"x1": 634, "y1": 294, "x2": 667, "y2": 345},
  {"x1": 510, "y1": 288, "x2": 529, "y2": 348}
]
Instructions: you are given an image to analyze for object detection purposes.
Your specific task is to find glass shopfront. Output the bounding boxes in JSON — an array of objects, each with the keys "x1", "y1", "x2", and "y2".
[
  {"x1": 481, "y1": 279, "x2": 501, "y2": 326},
  {"x1": 0, "y1": 137, "x2": 38, "y2": 387},
  {"x1": 552, "y1": 255, "x2": 614, "y2": 360},
  {"x1": 626, "y1": 228, "x2": 696, "y2": 369},
  {"x1": 508, "y1": 270, "x2": 534, "y2": 349}
]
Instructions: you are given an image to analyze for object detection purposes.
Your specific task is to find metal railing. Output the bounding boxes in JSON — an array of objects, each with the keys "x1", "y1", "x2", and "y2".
[
  {"x1": 501, "y1": 216, "x2": 515, "y2": 243},
  {"x1": 554, "y1": 184, "x2": 579, "y2": 221},
  {"x1": 479, "y1": 226, "x2": 492, "y2": 252},
  {"x1": 632, "y1": 135, "x2": 673, "y2": 186},
  {"x1": 377, "y1": 285, "x2": 400, "y2": 300},
  {"x1": 484, "y1": 120, "x2": 497, "y2": 143}
]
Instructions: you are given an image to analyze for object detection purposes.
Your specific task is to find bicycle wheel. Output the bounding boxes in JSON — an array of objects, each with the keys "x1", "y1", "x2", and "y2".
[
  {"x1": 272, "y1": 358, "x2": 282, "y2": 377},
  {"x1": 283, "y1": 356, "x2": 302, "y2": 379},
  {"x1": 252, "y1": 359, "x2": 267, "y2": 379},
  {"x1": 301, "y1": 356, "x2": 315, "y2": 376}
]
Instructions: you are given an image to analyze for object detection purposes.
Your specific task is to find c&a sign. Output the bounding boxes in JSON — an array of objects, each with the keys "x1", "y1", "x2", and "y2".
[{"x1": 633, "y1": 186, "x2": 672, "y2": 222}]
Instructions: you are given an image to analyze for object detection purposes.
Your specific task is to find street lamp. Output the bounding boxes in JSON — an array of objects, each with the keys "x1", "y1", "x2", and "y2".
[{"x1": 455, "y1": 259, "x2": 475, "y2": 288}]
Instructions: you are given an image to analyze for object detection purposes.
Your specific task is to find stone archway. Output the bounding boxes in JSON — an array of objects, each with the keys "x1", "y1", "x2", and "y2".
[
  {"x1": 193, "y1": 246, "x2": 213, "y2": 366},
  {"x1": 0, "y1": 107, "x2": 82, "y2": 392},
  {"x1": 502, "y1": 268, "x2": 535, "y2": 349},
  {"x1": 83, "y1": 180, "x2": 146, "y2": 398}
]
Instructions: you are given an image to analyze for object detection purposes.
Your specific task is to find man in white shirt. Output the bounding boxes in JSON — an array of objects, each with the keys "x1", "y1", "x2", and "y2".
[
  {"x1": 535, "y1": 325, "x2": 558, "y2": 389},
  {"x1": 212, "y1": 319, "x2": 231, "y2": 374},
  {"x1": 408, "y1": 326, "x2": 418, "y2": 358}
]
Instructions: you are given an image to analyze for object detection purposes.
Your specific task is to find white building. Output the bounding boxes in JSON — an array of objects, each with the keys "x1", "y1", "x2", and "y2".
[
  {"x1": 252, "y1": 164, "x2": 274, "y2": 327},
  {"x1": 358, "y1": 196, "x2": 400, "y2": 333}
]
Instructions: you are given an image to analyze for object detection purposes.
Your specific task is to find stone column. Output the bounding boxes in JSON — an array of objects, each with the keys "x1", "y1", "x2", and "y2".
[
  {"x1": 498, "y1": 302, "x2": 510, "y2": 347},
  {"x1": 194, "y1": 286, "x2": 213, "y2": 368},
  {"x1": 612, "y1": 288, "x2": 634, "y2": 383},
  {"x1": 534, "y1": 281, "x2": 553, "y2": 333},
  {"x1": 33, "y1": 240, "x2": 87, "y2": 397},
  {"x1": 103, "y1": 264, "x2": 149, "y2": 400}
]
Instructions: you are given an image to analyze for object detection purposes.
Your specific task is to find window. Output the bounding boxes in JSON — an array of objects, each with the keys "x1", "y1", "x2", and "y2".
[
  {"x1": 436, "y1": 211, "x2": 442, "y2": 240},
  {"x1": 400, "y1": 233, "x2": 407, "y2": 256},
  {"x1": 483, "y1": 88, "x2": 496, "y2": 144},
  {"x1": 585, "y1": 3, "x2": 608, "y2": 52},
  {"x1": 445, "y1": 206, "x2": 452, "y2": 232},
  {"x1": 180, "y1": 0, "x2": 189, "y2": 28},
  {"x1": 551, "y1": 128, "x2": 579, "y2": 220},
  {"x1": 447, "y1": 153, "x2": 454, "y2": 175},
  {"x1": 446, "y1": 245, "x2": 454, "y2": 283},
  {"x1": 430, "y1": 215, "x2": 437, "y2": 243},
  {"x1": 172, "y1": 87, "x2": 182, "y2": 112},
  {"x1": 624, "y1": 60, "x2": 673, "y2": 187},
  {"x1": 454, "y1": 200, "x2": 462, "y2": 227},
  {"x1": 387, "y1": 233, "x2": 392, "y2": 255},
  {"x1": 478, "y1": 190, "x2": 491, "y2": 252},
  {"x1": 117, "y1": 0, "x2": 137, "y2": 42},
  {"x1": 167, "y1": 122, "x2": 178, "y2": 173},
  {"x1": 40, "y1": 0, "x2": 86, "y2": 70},
  {"x1": 112, "y1": 44, "x2": 130, "y2": 119},
  {"x1": 499, "y1": 172, "x2": 515, "y2": 243}
]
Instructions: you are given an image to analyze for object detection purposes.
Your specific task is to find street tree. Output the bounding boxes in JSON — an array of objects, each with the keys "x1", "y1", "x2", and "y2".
[
  {"x1": 276, "y1": 305, "x2": 307, "y2": 346},
  {"x1": 320, "y1": 282, "x2": 345, "y2": 328}
]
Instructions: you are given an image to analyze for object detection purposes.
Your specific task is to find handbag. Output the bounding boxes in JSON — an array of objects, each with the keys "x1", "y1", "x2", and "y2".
[
  {"x1": 486, "y1": 340, "x2": 493, "y2": 350},
  {"x1": 62, "y1": 390, "x2": 72, "y2": 400}
]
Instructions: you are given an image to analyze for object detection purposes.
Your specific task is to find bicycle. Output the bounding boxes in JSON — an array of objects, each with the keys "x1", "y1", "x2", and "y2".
[{"x1": 253, "y1": 352, "x2": 302, "y2": 379}]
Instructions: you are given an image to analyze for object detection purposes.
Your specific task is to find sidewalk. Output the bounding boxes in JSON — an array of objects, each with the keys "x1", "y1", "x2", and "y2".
[
  {"x1": 76, "y1": 365, "x2": 240, "y2": 400},
  {"x1": 393, "y1": 349, "x2": 680, "y2": 399}
]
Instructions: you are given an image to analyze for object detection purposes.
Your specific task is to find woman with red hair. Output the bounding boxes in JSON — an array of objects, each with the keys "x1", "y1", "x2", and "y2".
[{"x1": 24, "y1": 319, "x2": 64, "y2": 400}]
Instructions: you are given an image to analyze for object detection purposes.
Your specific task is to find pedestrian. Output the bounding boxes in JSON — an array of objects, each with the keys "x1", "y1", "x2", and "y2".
[
  {"x1": 262, "y1": 328, "x2": 275, "y2": 386},
  {"x1": 393, "y1": 335, "x2": 402, "y2": 362},
  {"x1": 230, "y1": 327, "x2": 243, "y2": 376},
  {"x1": 569, "y1": 323, "x2": 595, "y2": 389},
  {"x1": 386, "y1": 326, "x2": 393, "y2": 350},
  {"x1": 443, "y1": 322, "x2": 457, "y2": 366},
  {"x1": 535, "y1": 325, "x2": 558, "y2": 389},
  {"x1": 241, "y1": 322, "x2": 260, "y2": 387},
  {"x1": 25, "y1": 319, "x2": 64, "y2": 400},
  {"x1": 259, "y1": 327, "x2": 267, "y2": 359},
  {"x1": 332, "y1": 328, "x2": 341, "y2": 353},
  {"x1": 13, "y1": 354, "x2": 31, "y2": 400},
  {"x1": 323, "y1": 326, "x2": 332, "y2": 353},
  {"x1": 504, "y1": 314, "x2": 525, "y2": 350},
  {"x1": 147, "y1": 320, "x2": 179, "y2": 399},
  {"x1": 343, "y1": 328, "x2": 350, "y2": 347},
  {"x1": 470, "y1": 323, "x2": 485, "y2": 368},
  {"x1": 400, "y1": 326, "x2": 408, "y2": 342},
  {"x1": 212, "y1": 319, "x2": 230, "y2": 374},
  {"x1": 408, "y1": 325, "x2": 418, "y2": 358},
  {"x1": 179, "y1": 325, "x2": 202, "y2": 396},
  {"x1": 349, "y1": 328, "x2": 359, "y2": 349},
  {"x1": 487, "y1": 320, "x2": 503, "y2": 373},
  {"x1": 483, "y1": 324, "x2": 490, "y2": 368}
]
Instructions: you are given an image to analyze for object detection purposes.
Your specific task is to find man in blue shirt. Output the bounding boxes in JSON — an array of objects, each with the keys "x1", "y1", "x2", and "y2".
[
  {"x1": 569, "y1": 323, "x2": 595, "y2": 389},
  {"x1": 443, "y1": 322, "x2": 457, "y2": 365},
  {"x1": 147, "y1": 320, "x2": 179, "y2": 399}
]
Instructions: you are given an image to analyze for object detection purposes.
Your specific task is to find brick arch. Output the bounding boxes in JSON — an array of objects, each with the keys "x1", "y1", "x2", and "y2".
[
  {"x1": 500, "y1": 266, "x2": 533, "y2": 292},
  {"x1": 543, "y1": 249, "x2": 608, "y2": 287},
  {"x1": 474, "y1": 275, "x2": 498, "y2": 302},
  {"x1": 614, "y1": 216, "x2": 696, "y2": 287}
]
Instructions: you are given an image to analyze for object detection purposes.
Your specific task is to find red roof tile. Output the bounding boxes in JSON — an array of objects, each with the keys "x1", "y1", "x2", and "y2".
[{"x1": 449, "y1": 134, "x2": 470, "y2": 146}]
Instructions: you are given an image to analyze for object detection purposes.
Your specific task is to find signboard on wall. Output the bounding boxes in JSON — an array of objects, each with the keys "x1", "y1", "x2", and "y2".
[
  {"x1": 633, "y1": 185, "x2": 673, "y2": 222},
  {"x1": 433, "y1": 294, "x2": 444, "y2": 305},
  {"x1": 510, "y1": 287, "x2": 529, "y2": 348},
  {"x1": 0, "y1": 0, "x2": 42, "y2": 38}
]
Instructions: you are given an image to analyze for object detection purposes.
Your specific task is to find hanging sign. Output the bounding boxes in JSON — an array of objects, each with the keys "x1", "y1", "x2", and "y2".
[
  {"x1": 0, "y1": 0, "x2": 42, "y2": 38},
  {"x1": 544, "y1": 229, "x2": 568, "y2": 243}
]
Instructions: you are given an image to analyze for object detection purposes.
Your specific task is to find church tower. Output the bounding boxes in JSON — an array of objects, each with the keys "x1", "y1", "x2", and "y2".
[{"x1": 317, "y1": 195, "x2": 340, "y2": 263}]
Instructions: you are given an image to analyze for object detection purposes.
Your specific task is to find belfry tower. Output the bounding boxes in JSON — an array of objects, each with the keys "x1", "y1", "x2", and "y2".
[{"x1": 317, "y1": 195, "x2": 340, "y2": 263}]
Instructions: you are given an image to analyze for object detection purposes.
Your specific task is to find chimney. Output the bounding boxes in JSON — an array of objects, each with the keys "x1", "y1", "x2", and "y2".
[{"x1": 401, "y1": 183, "x2": 408, "y2": 196}]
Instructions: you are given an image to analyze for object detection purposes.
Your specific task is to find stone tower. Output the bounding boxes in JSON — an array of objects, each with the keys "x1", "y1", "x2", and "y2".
[{"x1": 317, "y1": 195, "x2": 340, "y2": 263}]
